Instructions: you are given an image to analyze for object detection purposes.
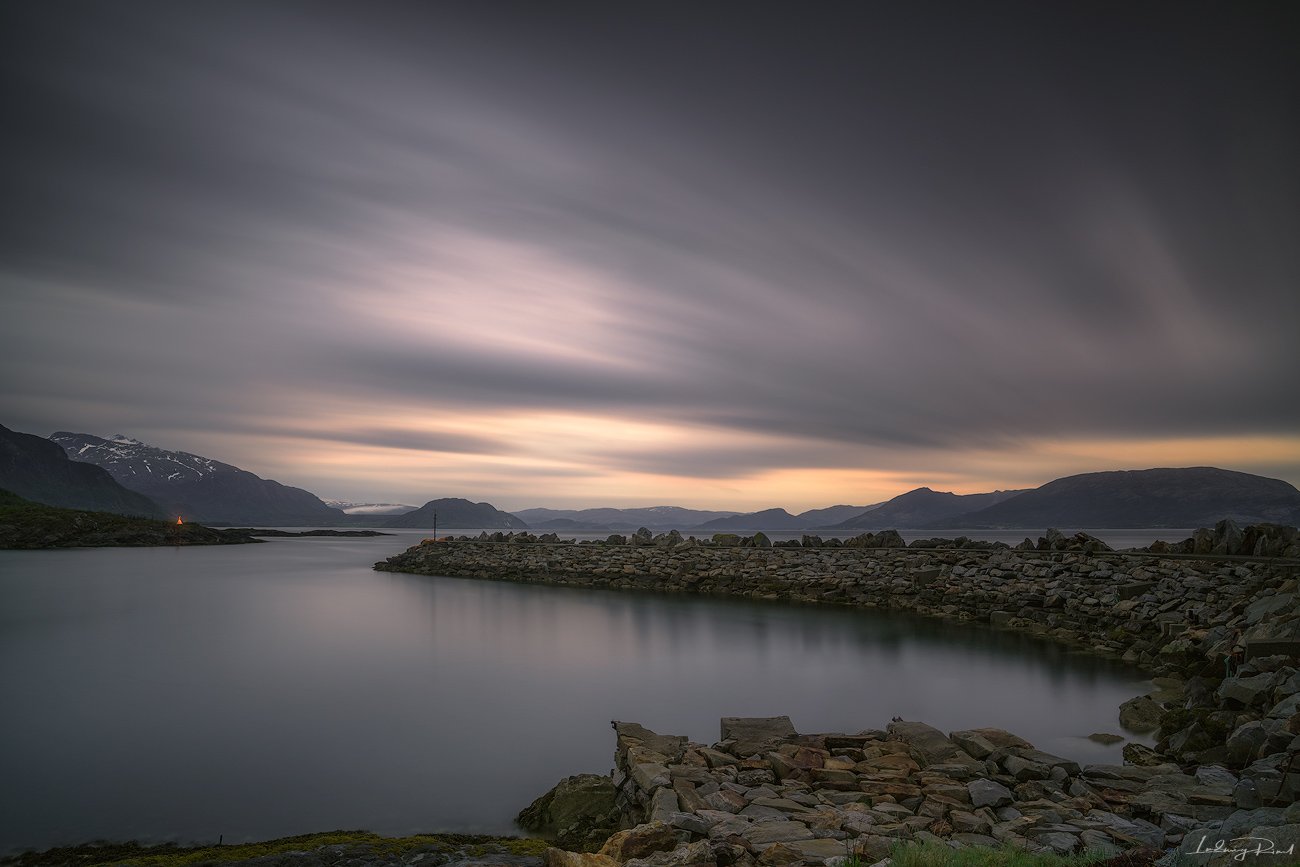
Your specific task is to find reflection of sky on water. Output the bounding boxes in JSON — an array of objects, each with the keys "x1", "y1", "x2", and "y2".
[{"x1": 0, "y1": 535, "x2": 1148, "y2": 854}]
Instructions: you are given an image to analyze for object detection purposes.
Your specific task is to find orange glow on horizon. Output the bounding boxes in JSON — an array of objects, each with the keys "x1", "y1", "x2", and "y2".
[{"x1": 159, "y1": 419, "x2": 1300, "y2": 513}]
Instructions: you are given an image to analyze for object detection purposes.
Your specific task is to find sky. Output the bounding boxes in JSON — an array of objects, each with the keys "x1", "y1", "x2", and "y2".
[{"x1": 2, "y1": 2, "x2": 1298, "y2": 511}]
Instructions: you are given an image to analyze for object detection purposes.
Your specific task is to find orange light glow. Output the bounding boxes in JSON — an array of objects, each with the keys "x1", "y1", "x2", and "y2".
[{"x1": 176, "y1": 517, "x2": 183, "y2": 525}]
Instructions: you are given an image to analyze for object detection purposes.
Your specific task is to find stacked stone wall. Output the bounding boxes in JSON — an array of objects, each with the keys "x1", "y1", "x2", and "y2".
[{"x1": 377, "y1": 542, "x2": 1299, "y2": 670}]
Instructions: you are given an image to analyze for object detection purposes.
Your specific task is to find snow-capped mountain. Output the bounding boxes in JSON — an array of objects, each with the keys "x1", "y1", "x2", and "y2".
[
  {"x1": 50, "y1": 432, "x2": 344, "y2": 525},
  {"x1": 59, "y1": 434, "x2": 230, "y2": 483}
]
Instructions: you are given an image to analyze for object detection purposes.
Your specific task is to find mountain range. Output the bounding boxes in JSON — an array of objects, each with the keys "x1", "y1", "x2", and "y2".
[
  {"x1": 50, "y1": 432, "x2": 343, "y2": 525},
  {"x1": 0, "y1": 425, "x2": 162, "y2": 517},
  {"x1": 823, "y1": 488, "x2": 1025, "y2": 531},
  {"x1": 4, "y1": 421, "x2": 1299, "y2": 531},
  {"x1": 927, "y1": 467, "x2": 1300, "y2": 529},
  {"x1": 694, "y1": 504, "x2": 880, "y2": 532},
  {"x1": 514, "y1": 506, "x2": 742, "y2": 531}
]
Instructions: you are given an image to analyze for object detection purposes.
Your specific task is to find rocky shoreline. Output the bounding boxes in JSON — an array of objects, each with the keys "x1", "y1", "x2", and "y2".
[
  {"x1": 518, "y1": 716, "x2": 1299, "y2": 866},
  {"x1": 0, "y1": 508, "x2": 263, "y2": 548},
  {"x1": 377, "y1": 521, "x2": 1300, "y2": 861}
]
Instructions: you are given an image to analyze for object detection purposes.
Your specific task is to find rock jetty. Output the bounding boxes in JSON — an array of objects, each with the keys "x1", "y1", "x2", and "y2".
[
  {"x1": 520, "y1": 716, "x2": 1300, "y2": 866},
  {"x1": 375, "y1": 522, "x2": 1300, "y2": 669},
  {"x1": 379, "y1": 521, "x2": 1300, "y2": 860}
]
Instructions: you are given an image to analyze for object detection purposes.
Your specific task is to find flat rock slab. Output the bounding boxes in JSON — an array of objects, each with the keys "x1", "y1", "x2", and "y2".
[
  {"x1": 721, "y1": 716, "x2": 797, "y2": 757},
  {"x1": 887, "y1": 720, "x2": 980, "y2": 768},
  {"x1": 1245, "y1": 619, "x2": 1300, "y2": 661},
  {"x1": 779, "y1": 839, "x2": 848, "y2": 860},
  {"x1": 615, "y1": 721, "x2": 688, "y2": 762},
  {"x1": 742, "y1": 820, "x2": 812, "y2": 845}
]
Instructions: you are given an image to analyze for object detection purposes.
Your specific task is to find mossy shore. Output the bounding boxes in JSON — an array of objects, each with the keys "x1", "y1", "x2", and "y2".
[
  {"x1": 0, "y1": 489, "x2": 261, "y2": 549},
  {"x1": 1, "y1": 831, "x2": 549, "y2": 867}
]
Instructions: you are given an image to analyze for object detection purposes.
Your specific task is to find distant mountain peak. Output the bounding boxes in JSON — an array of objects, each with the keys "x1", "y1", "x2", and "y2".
[
  {"x1": 934, "y1": 466, "x2": 1300, "y2": 529},
  {"x1": 829, "y1": 487, "x2": 1026, "y2": 530},
  {"x1": 50, "y1": 431, "x2": 340, "y2": 525},
  {"x1": 386, "y1": 497, "x2": 527, "y2": 529}
]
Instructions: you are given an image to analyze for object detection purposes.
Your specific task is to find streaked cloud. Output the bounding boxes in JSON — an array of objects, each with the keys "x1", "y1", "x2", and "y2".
[{"x1": 1, "y1": 2, "x2": 1296, "y2": 509}]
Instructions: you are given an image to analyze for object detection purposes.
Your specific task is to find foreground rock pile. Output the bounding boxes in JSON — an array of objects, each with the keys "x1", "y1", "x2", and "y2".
[
  {"x1": 521, "y1": 717, "x2": 1300, "y2": 866},
  {"x1": 381, "y1": 527, "x2": 1300, "y2": 861}
]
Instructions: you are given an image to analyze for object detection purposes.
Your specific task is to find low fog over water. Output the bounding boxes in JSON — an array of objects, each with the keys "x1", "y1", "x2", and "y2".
[{"x1": 0, "y1": 532, "x2": 1150, "y2": 853}]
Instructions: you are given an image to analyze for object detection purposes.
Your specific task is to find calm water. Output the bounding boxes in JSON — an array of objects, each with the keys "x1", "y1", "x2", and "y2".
[{"x1": 0, "y1": 532, "x2": 1152, "y2": 854}]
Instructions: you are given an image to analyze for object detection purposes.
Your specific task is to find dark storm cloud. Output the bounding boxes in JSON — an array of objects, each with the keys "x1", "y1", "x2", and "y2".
[{"x1": 1, "y1": 1, "x2": 1297, "y2": 500}]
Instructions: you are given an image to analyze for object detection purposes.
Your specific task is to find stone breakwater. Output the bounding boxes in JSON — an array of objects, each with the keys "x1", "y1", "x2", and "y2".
[
  {"x1": 375, "y1": 532, "x2": 1300, "y2": 672},
  {"x1": 518, "y1": 716, "x2": 1300, "y2": 867},
  {"x1": 376, "y1": 527, "x2": 1300, "y2": 857}
]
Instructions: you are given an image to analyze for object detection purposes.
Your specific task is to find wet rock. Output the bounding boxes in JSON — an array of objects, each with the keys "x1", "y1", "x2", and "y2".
[
  {"x1": 1122, "y1": 743, "x2": 1164, "y2": 767},
  {"x1": 1119, "y1": 696, "x2": 1164, "y2": 733},
  {"x1": 1088, "y1": 733, "x2": 1124, "y2": 745},
  {"x1": 519, "y1": 774, "x2": 620, "y2": 851}
]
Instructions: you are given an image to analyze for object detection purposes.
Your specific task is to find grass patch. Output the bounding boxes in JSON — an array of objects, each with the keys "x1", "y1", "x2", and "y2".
[
  {"x1": 2, "y1": 830, "x2": 549, "y2": 867},
  {"x1": 889, "y1": 841, "x2": 1113, "y2": 867}
]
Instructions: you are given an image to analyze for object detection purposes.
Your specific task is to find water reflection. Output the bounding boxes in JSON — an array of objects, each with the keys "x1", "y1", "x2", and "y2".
[{"x1": 0, "y1": 537, "x2": 1147, "y2": 855}]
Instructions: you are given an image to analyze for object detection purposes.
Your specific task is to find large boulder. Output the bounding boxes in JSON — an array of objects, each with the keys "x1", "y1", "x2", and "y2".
[
  {"x1": 954, "y1": 727, "x2": 1033, "y2": 752},
  {"x1": 519, "y1": 774, "x2": 621, "y2": 852},
  {"x1": 875, "y1": 529, "x2": 905, "y2": 548},
  {"x1": 1226, "y1": 721, "x2": 1276, "y2": 767},
  {"x1": 1245, "y1": 618, "x2": 1300, "y2": 661},
  {"x1": 968, "y1": 778, "x2": 1014, "y2": 808},
  {"x1": 887, "y1": 719, "x2": 980, "y2": 768},
  {"x1": 1119, "y1": 695, "x2": 1163, "y2": 733},
  {"x1": 599, "y1": 822, "x2": 679, "y2": 863},
  {"x1": 1245, "y1": 593, "x2": 1296, "y2": 626},
  {"x1": 1218, "y1": 672, "x2": 1282, "y2": 708}
]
